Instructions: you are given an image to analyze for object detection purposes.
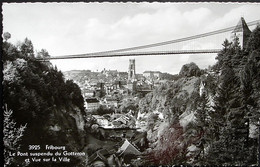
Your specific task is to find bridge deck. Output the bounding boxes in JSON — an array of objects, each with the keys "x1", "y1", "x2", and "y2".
[{"x1": 38, "y1": 49, "x2": 221, "y2": 60}]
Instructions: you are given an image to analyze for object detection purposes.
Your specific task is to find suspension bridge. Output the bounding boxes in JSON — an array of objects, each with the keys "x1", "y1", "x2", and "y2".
[{"x1": 38, "y1": 18, "x2": 260, "y2": 60}]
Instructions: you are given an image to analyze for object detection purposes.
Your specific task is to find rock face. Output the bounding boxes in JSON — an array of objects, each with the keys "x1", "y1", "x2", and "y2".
[
  {"x1": 45, "y1": 106, "x2": 86, "y2": 151},
  {"x1": 179, "y1": 62, "x2": 202, "y2": 77},
  {"x1": 138, "y1": 75, "x2": 201, "y2": 146}
]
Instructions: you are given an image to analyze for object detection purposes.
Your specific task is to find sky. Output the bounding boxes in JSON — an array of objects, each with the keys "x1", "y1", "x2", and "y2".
[{"x1": 3, "y1": 2, "x2": 260, "y2": 74}]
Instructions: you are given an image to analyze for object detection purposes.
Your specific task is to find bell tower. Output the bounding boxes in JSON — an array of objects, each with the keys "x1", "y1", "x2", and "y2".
[
  {"x1": 127, "y1": 59, "x2": 136, "y2": 93},
  {"x1": 128, "y1": 59, "x2": 136, "y2": 82}
]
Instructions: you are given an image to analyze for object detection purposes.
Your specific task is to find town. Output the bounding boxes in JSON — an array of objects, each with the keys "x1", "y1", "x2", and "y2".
[
  {"x1": 63, "y1": 59, "x2": 175, "y2": 166},
  {"x1": 64, "y1": 59, "x2": 176, "y2": 115}
]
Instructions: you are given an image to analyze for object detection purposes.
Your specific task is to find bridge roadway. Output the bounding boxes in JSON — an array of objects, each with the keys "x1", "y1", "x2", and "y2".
[{"x1": 38, "y1": 49, "x2": 221, "y2": 60}]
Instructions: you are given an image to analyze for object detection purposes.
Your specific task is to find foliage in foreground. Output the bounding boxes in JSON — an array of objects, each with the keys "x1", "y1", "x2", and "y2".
[
  {"x1": 3, "y1": 105, "x2": 27, "y2": 167},
  {"x1": 3, "y1": 35, "x2": 87, "y2": 166}
]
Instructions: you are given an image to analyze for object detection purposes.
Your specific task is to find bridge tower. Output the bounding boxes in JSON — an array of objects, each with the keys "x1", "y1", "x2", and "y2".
[{"x1": 231, "y1": 17, "x2": 251, "y2": 49}]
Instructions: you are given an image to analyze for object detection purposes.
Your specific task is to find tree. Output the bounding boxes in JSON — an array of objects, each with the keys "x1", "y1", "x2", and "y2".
[
  {"x1": 213, "y1": 39, "x2": 232, "y2": 72},
  {"x1": 246, "y1": 25, "x2": 260, "y2": 53},
  {"x1": 3, "y1": 32, "x2": 11, "y2": 42},
  {"x1": 205, "y1": 24, "x2": 260, "y2": 166},
  {"x1": 119, "y1": 99, "x2": 138, "y2": 113},
  {"x1": 3, "y1": 105, "x2": 27, "y2": 167},
  {"x1": 207, "y1": 56, "x2": 251, "y2": 165},
  {"x1": 239, "y1": 51, "x2": 260, "y2": 164},
  {"x1": 36, "y1": 49, "x2": 50, "y2": 59},
  {"x1": 146, "y1": 113, "x2": 158, "y2": 130},
  {"x1": 20, "y1": 38, "x2": 34, "y2": 58},
  {"x1": 193, "y1": 92, "x2": 212, "y2": 164}
]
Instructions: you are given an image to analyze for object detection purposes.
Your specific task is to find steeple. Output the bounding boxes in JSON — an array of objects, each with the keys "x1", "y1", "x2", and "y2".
[{"x1": 231, "y1": 17, "x2": 251, "y2": 49}]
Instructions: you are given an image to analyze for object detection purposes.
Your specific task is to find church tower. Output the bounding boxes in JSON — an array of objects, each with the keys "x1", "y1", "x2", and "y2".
[
  {"x1": 127, "y1": 59, "x2": 136, "y2": 92},
  {"x1": 128, "y1": 59, "x2": 136, "y2": 82},
  {"x1": 231, "y1": 17, "x2": 251, "y2": 49}
]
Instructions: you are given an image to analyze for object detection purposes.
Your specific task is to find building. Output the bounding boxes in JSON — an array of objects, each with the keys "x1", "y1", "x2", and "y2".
[
  {"x1": 96, "y1": 82, "x2": 105, "y2": 97},
  {"x1": 88, "y1": 149, "x2": 121, "y2": 167},
  {"x1": 88, "y1": 150, "x2": 107, "y2": 167},
  {"x1": 231, "y1": 17, "x2": 251, "y2": 49},
  {"x1": 127, "y1": 59, "x2": 137, "y2": 92},
  {"x1": 105, "y1": 81, "x2": 123, "y2": 94},
  {"x1": 104, "y1": 83, "x2": 113, "y2": 94},
  {"x1": 92, "y1": 115, "x2": 110, "y2": 127},
  {"x1": 113, "y1": 81, "x2": 122, "y2": 89},
  {"x1": 117, "y1": 139, "x2": 141, "y2": 165},
  {"x1": 118, "y1": 72, "x2": 128, "y2": 78},
  {"x1": 117, "y1": 139, "x2": 141, "y2": 156},
  {"x1": 85, "y1": 98, "x2": 100, "y2": 111},
  {"x1": 153, "y1": 71, "x2": 161, "y2": 78},
  {"x1": 102, "y1": 69, "x2": 118, "y2": 77},
  {"x1": 104, "y1": 97, "x2": 118, "y2": 108},
  {"x1": 127, "y1": 82, "x2": 137, "y2": 93},
  {"x1": 143, "y1": 71, "x2": 161, "y2": 79},
  {"x1": 128, "y1": 59, "x2": 136, "y2": 82},
  {"x1": 83, "y1": 89, "x2": 95, "y2": 97}
]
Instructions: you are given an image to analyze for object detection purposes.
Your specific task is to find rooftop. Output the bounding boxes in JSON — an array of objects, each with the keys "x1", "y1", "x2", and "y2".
[
  {"x1": 232, "y1": 17, "x2": 251, "y2": 34},
  {"x1": 143, "y1": 71, "x2": 161, "y2": 74},
  {"x1": 86, "y1": 98, "x2": 99, "y2": 103},
  {"x1": 117, "y1": 139, "x2": 141, "y2": 156}
]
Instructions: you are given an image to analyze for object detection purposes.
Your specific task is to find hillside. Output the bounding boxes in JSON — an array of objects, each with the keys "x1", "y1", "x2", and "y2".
[
  {"x1": 3, "y1": 38, "x2": 87, "y2": 166},
  {"x1": 138, "y1": 25, "x2": 260, "y2": 165}
]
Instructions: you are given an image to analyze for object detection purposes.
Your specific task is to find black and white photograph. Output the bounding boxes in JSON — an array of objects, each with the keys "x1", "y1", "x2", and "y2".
[{"x1": 2, "y1": 2, "x2": 260, "y2": 166}]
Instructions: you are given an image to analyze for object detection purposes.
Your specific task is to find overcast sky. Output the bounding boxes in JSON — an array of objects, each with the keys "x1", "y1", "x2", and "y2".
[{"x1": 3, "y1": 2, "x2": 260, "y2": 74}]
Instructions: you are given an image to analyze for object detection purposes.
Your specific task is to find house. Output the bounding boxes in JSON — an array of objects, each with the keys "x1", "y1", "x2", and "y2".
[
  {"x1": 113, "y1": 80, "x2": 125, "y2": 89},
  {"x1": 88, "y1": 149, "x2": 109, "y2": 167},
  {"x1": 112, "y1": 120, "x2": 124, "y2": 127},
  {"x1": 118, "y1": 72, "x2": 128, "y2": 79},
  {"x1": 104, "y1": 83, "x2": 113, "y2": 94},
  {"x1": 84, "y1": 89, "x2": 95, "y2": 97},
  {"x1": 117, "y1": 139, "x2": 141, "y2": 165},
  {"x1": 110, "y1": 114, "x2": 131, "y2": 128},
  {"x1": 92, "y1": 115, "x2": 109, "y2": 127},
  {"x1": 117, "y1": 139, "x2": 141, "y2": 158},
  {"x1": 85, "y1": 98, "x2": 100, "y2": 111},
  {"x1": 102, "y1": 69, "x2": 118, "y2": 77},
  {"x1": 104, "y1": 97, "x2": 118, "y2": 108},
  {"x1": 143, "y1": 71, "x2": 161, "y2": 79},
  {"x1": 88, "y1": 149, "x2": 121, "y2": 167},
  {"x1": 97, "y1": 126, "x2": 136, "y2": 139},
  {"x1": 96, "y1": 82, "x2": 105, "y2": 97}
]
